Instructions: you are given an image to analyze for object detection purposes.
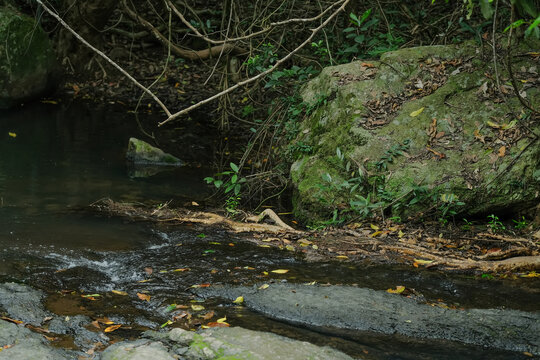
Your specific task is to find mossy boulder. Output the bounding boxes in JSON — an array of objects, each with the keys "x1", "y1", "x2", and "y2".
[
  {"x1": 289, "y1": 40, "x2": 540, "y2": 224},
  {"x1": 0, "y1": 6, "x2": 60, "y2": 109},
  {"x1": 126, "y1": 137, "x2": 183, "y2": 166}
]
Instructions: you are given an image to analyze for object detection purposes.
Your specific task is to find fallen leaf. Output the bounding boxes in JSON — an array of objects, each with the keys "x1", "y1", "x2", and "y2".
[
  {"x1": 144, "y1": 267, "x2": 153, "y2": 275},
  {"x1": 414, "y1": 259, "x2": 434, "y2": 265},
  {"x1": 336, "y1": 255, "x2": 349, "y2": 260},
  {"x1": 137, "y1": 293, "x2": 151, "y2": 302},
  {"x1": 271, "y1": 269, "x2": 289, "y2": 274},
  {"x1": 370, "y1": 224, "x2": 379, "y2": 230},
  {"x1": 111, "y1": 290, "x2": 128, "y2": 296},
  {"x1": 387, "y1": 286, "x2": 406, "y2": 294},
  {"x1": 200, "y1": 311, "x2": 215, "y2": 320},
  {"x1": 497, "y1": 146, "x2": 506, "y2": 157},
  {"x1": 104, "y1": 324, "x2": 122, "y2": 333},
  {"x1": 191, "y1": 283, "x2": 211, "y2": 288},
  {"x1": 233, "y1": 296, "x2": 244, "y2": 304},
  {"x1": 8, "y1": 132, "x2": 16, "y2": 138},
  {"x1": 160, "y1": 320, "x2": 173, "y2": 328},
  {"x1": 259, "y1": 284, "x2": 270, "y2": 290},
  {"x1": 0, "y1": 316, "x2": 23, "y2": 324},
  {"x1": 173, "y1": 268, "x2": 190, "y2": 272},
  {"x1": 206, "y1": 321, "x2": 230, "y2": 327},
  {"x1": 191, "y1": 305, "x2": 205, "y2": 311},
  {"x1": 410, "y1": 107, "x2": 425, "y2": 117},
  {"x1": 217, "y1": 316, "x2": 227, "y2": 323}
]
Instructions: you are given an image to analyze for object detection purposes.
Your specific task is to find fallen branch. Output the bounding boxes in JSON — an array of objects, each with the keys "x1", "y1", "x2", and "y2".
[{"x1": 246, "y1": 209, "x2": 295, "y2": 231}]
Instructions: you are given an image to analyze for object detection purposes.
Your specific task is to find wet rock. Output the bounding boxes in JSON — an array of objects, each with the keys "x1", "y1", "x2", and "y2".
[
  {"x1": 197, "y1": 283, "x2": 540, "y2": 355},
  {"x1": 0, "y1": 283, "x2": 50, "y2": 326},
  {"x1": 289, "y1": 40, "x2": 540, "y2": 222},
  {"x1": 48, "y1": 315, "x2": 108, "y2": 350},
  {"x1": 102, "y1": 327, "x2": 353, "y2": 360},
  {"x1": 0, "y1": 320, "x2": 71, "y2": 359},
  {"x1": 101, "y1": 339, "x2": 175, "y2": 360},
  {"x1": 0, "y1": 6, "x2": 60, "y2": 109},
  {"x1": 126, "y1": 137, "x2": 183, "y2": 167}
]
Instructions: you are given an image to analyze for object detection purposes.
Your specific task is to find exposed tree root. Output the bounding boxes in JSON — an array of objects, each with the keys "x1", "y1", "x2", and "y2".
[{"x1": 91, "y1": 199, "x2": 540, "y2": 272}]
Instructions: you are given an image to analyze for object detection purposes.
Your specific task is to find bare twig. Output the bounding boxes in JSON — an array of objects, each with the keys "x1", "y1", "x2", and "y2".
[
  {"x1": 167, "y1": 0, "x2": 346, "y2": 45},
  {"x1": 35, "y1": 0, "x2": 172, "y2": 117},
  {"x1": 159, "y1": 0, "x2": 351, "y2": 126}
]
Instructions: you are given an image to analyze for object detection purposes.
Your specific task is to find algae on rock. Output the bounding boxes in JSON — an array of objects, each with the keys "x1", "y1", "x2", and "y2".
[
  {"x1": 289, "y1": 41, "x2": 540, "y2": 223},
  {"x1": 0, "y1": 6, "x2": 59, "y2": 109}
]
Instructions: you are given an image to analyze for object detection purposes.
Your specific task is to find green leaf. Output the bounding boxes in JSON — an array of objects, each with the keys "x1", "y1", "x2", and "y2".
[
  {"x1": 214, "y1": 180, "x2": 223, "y2": 188},
  {"x1": 225, "y1": 183, "x2": 235, "y2": 193},
  {"x1": 230, "y1": 162, "x2": 239, "y2": 173},
  {"x1": 231, "y1": 174, "x2": 238, "y2": 184},
  {"x1": 479, "y1": 0, "x2": 494, "y2": 19},
  {"x1": 166, "y1": 304, "x2": 177, "y2": 312},
  {"x1": 525, "y1": 15, "x2": 540, "y2": 37},
  {"x1": 204, "y1": 177, "x2": 214, "y2": 183},
  {"x1": 234, "y1": 184, "x2": 241, "y2": 195}
]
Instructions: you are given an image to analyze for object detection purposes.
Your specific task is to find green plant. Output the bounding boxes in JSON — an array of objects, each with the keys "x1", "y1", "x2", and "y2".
[
  {"x1": 462, "y1": 218, "x2": 474, "y2": 230},
  {"x1": 512, "y1": 216, "x2": 528, "y2": 229},
  {"x1": 437, "y1": 193, "x2": 465, "y2": 225},
  {"x1": 487, "y1": 214, "x2": 506, "y2": 232},
  {"x1": 311, "y1": 40, "x2": 330, "y2": 63},
  {"x1": 204, "y1": 163, "x2": 247, "y2": 214},
  {"x1": 245, "y1": 43, "x2": 278, "y2": 75}
]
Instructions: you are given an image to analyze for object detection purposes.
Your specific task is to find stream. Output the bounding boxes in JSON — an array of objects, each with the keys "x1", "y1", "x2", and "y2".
[{"x1": 0, "y1": 100, "x2": 538, "y2": 359}]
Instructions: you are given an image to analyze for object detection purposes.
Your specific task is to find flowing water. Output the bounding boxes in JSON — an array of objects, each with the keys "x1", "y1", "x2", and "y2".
[{"x1": 0, "y1": 101, "x2": 537, "y2": 359}]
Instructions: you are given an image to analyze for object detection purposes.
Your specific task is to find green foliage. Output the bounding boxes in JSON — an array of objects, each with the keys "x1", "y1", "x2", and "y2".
[
  {"x1": 487, "y1": 214, "x2": 506, "y2": 232},
  {"x1": 512, "y1": 216, "x2": 528, "y2": 229},
  {"x1": 204, "y1": 163, "x2": 247, "y2": 214},
  {"x1": 245, "y1": 43, "x2": 278, "y2": 75}
]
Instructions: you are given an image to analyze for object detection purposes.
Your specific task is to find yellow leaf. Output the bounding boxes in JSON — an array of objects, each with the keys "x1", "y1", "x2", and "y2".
[
  {"x1": 371, "y1": 231, "x2": 382, "y2": 237},
  {"x1": 173, "y1": 268, "x2": 190, "y2": 272},
  {"x1": 271, "y1": 269, "x2": 289, "y2": 274},
  {"x1": 217, "y1": 316, "x2": 227, "y2": 323},
  {"x1": 312, "y1": 244, "x2": 319, "y2": 250},
  {"x1": 191, "y1": 305, "x2": 205, "y2": 311},
  {"x1": 259, "y1": 284, "x2": 270, "y2": 290},
  {"x1": 41, "y1": 100, "x2": 58, "y2": 104},
  {"x1": 258, "y1": 245, "x2": 271, "y2": 248},
  {"x1": 336, "y1": 255, "x2": 349, "y2": 259},
  {"x1": 398, "y1": 230, "x2": 404, "y2": 238},
  {"x1": 263, "y1": 271, "x2": 268, "y2": 275},
  {"x1": 521, "y1": 271, "x2": 539, "y2": 278},
  {"x1": 137, "y1": 293, "x2": 151, "y2": 302},
  {"x1": 104, "y1": 324, "x2": 122, "y2": 333},
  {"x1": 137, "y1": 279, "x2": 153, "y2": 283},
  {"x1": 8, "y1": 132, "x2": 16, "y2": 138},
  {"x1": 387, "y1": 286, "x2": 406, "y2": 294},
  {"x1": 285, "y1": 245, "x2": 295, "y2": 251},
  {"x1": 409, "y1": 107, "x2": 425, "y2": 117},
  {"x1": 414, "y1": 259, "x2": 434, "y2": 265},
  {"x1": 501, "y1": 120, "x2": 517, "y2": 130},
  {"x1": 370, "y1": 224, "x2": 379, "y2": 230},
  {"x1": 232, "y1": 296, "x2": 244, "y2": 304},
  {"x1": 111, "y1": 290, "x2": 128, "y2": 296}
]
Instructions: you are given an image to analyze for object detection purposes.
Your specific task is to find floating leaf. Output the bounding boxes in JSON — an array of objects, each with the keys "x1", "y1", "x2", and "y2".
[
  {"x1": 104, "y1": 324, "x2": 122, "y2": 333},
  {"x1": 137, "y1": 293, "x2": 151, "y2": 302},
  {"x1": 81, "y1": 294, "x2": 101, "y2": 298},
  {"x1": 387, "y1": 286, "x2": 406, "y2": 294},
  {"x1": 271, "y1": 269, "x2": 289, "y2": 274},
  {"x1": 206, "y1": 321, "x2": 230, "y2": 327},
  {"x1": 217, "y1": 316, "x2": 227, "y2": 323},
  {"x1": 191, "y1": 305, "x2": 205, "y2": 311},
  {"x1": 8, "y1": 132, "x2": 16, "y2": 138},
  {"x1": 111, "y1": 290, "x2": 128, "y2": 296},
  {"x1": 259, "y1": 284, "x2": 270, "y2": 290},
  {"x1": 233, "y1": 296, "x2": 244, "y2": 304},
  {"x1": 409, "y1": 107, "x2": 425, "y2": 117}
]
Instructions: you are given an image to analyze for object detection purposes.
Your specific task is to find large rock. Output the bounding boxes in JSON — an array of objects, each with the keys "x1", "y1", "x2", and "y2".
[
  {"x1": 0, "y1": 6, "x2": 59, "y2": 109},
  {"x1": 0, "y1": 320, "x2": 70, "y2": 360},
  {"x1": 289, "y1": 40, "x2": 540, "y2": 222},
  {"x1": 126, "y1": 137, "x2": 183, "y2": 166},
  {"x1": 102, "y1": 327, "x2": 353, "y2": 360},
  {"x1": 198, "y1": 284, "x2": 540, "y2": 355}
]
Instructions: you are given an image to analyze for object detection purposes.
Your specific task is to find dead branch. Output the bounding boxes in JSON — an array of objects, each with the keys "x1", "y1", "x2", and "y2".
[
  {"x1": 167, "y1": 0, "x2": 346, "y2": 45},
  {"x1": 35, "y1": 0, "x2": 171, "y2": 117},
  {"x1": 246, "y1": 209, "x2": 295, "y2": 231},
  {"x1": 158, "y1": 0, "x2": 352, "y2": 126},
  {"x1": 121, "y1": 0, "x2": 247, "y2": 61}
]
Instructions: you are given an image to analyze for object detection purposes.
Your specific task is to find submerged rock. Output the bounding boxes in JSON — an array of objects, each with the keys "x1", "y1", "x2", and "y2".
[
  {"x1": 0, "y1": 6, "x2": 59, "y2": 109},
  {"x1": 0, "y1": 283, "x2": 49, "y2": 326},
  {"x1": 197, "y1": 283, "x2": 540, "y2": 355},
  {"x1": 288, "y1": 40, "x2": 540, "y2": 222},
  {"x1": 101, "y1": 327, "x2": 353, "y2": 360},
  {"x1": 126, "y1": 137, "x2": 183, "y2": 167}
]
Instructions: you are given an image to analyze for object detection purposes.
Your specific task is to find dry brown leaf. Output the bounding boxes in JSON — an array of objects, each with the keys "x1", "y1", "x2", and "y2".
[
  {"x1": 137, "y1": 293, "x2": 151, "y2": 302},
  {"x1": 104, "y1": 324, "x2": 122, "y2": 333}
]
